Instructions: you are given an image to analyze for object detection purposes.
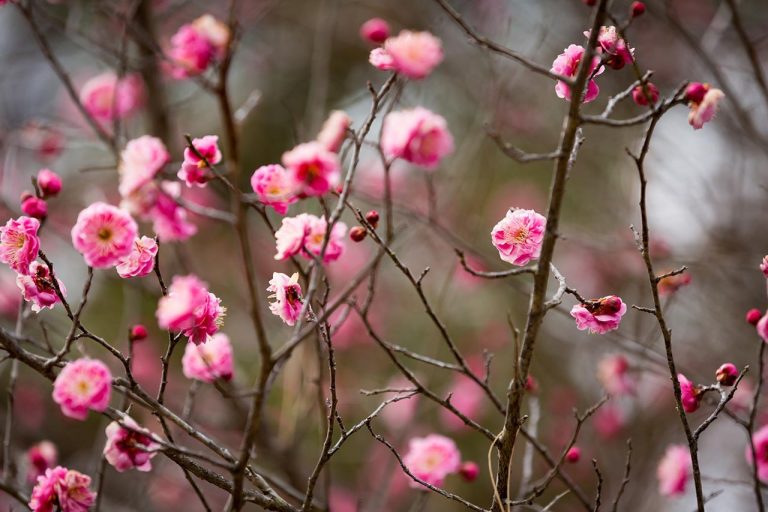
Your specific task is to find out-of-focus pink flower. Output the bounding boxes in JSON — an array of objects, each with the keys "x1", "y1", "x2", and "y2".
[
  {"x1": 329, "y1": 487, "x2": 357, "y2": 512},
  {"x1": 179, "y1": 135, "x2": 223, "y2": 187},
  {"x1": 156, "y1": 274, "x2": 225, "y2": 344},
  {"x1": 267, "y1": 272, "x2": 303, "y2": 326},
  {"x1": 731, "y1": 377, "x2": 755, "y2": 412},
  {"x1": 0, "y1": 216, "x2": 40, "y2": 275},
  {"x1": 104, "y1": 415, "x2": 160, "y2": 472},
  {"x1": 16, "y1": 261, "x2": 65, "y2": 313},
  {"x1": 80, "y1": 72, "x2": 144, "y2": 122},
  {"x1": 440, "y1": 375, "x2": 485, "y2": 430},
  {"x1": 316, "y1": 111, "x2": 351, "y2": 152},
  {"x1": 715, "y1": 363, "x2": 739, "y2": 386},
  {"x1": 657, "y1": 445, "x2": 691, "y2": 497},
  {"x1": 632, "y1": 82, "x2": 659, "y2": 106},
  {"x1": 116, "y1": 236, "x2": 157, "y2": 278},
  {"x1": 587, "y1": 26, "x2": 634, "y2": 70},
  {"x1": 678, "y1": 374, "x2": 702, "y2": 413},
  {"x1": 551, "y1": 44, "x2": 603, "y2": 103},
  {"x1": 597, "y1": 354, "x2": 635, "y2": 395},
  {"x1": 274, "y1": 213, "x2": 346, "y2": 263},
  {"x1": 760, "y1": 255, "x2": 768, "y2": 277},
  {"x1": 37, "y1": 169, "x2": 62, "y2": 197},
  {"x1": 757, "y1": 311, "x2": 768, "y2": 342},
  {"x1": 149, "y1": 183, "x2": 198, "y2": 242},
  {"x1": 373, "y1": 30, "x2": 443, "y2": 79},
  {"x1": 182, "y1": 332, "x2": 234, "y2": 382},
  {"x1": 658, "y1": 271, "x2": 692, "y2": 296},
  {"x1": 26, "y1": 441, "x2": 57, "y2": 484},
  {"x1": 167, "y1": 16, "x2": 229, "y2": 79},
  {"x1": 570, "y1": 296, "x2": 627, "y2": 334},
  {"x1": 402, "y1": 434, "x2": 461, "y2": 487},
  {"x1": 565, "y1": 446, "x2": 581, "y2": 463},
  {"x1": 119, "y1": 136, "x2": 169, "y2": 197},
  {"x1": 29, "y1": 466, "x2": 96, "y2": 512},
  {"x1": 21, "y1": 195, "x2": 47, "y2": 219},
  {"x1": 369, "y1": 47, "x2": 395, "y2": 70},
  {"x1": 381, "y1": 107, "x2": 453, "y2": 169},
  {"x1": 250, "y1": 164, "x2": 297, "y2": 215},
  {"x1": 594, "y1": 403, "x2": 625, "y2": 439},
  {"x1": 282, "y1": 141, "x2": 341, "y2": 197},
  {"x1": 686, "y1": 83, "x2": 724, "y2": 130},
  {"x1": 18, "y1": 123, "x2": 64, "y2": 160},
  {"x1": 459, "y1": 461, "x2": 479, "y2": 481},
  {"x1": 52, "y1": 358, "x2": 112, "y2": 420},
  {"x1": 491, "y1": 208, "x2": 546, "y2": 266},
  {"x1": 360, "y1": 18, "x2": 390, "y2": 44},
  {"x1": 192, "y1": 14, "x2": 230, "y2": 56},
  {"x1": 747, "y1": 425, "x2": 768, "y2": 482},
  {"x1": 71, "y1": 202, "x2": 137, "y2": 268}
]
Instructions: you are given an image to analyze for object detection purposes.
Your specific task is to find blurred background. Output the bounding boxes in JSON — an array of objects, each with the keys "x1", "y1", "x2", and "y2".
[{"x1": 1, "y1": 0, "x2": 767, "y2": 510}]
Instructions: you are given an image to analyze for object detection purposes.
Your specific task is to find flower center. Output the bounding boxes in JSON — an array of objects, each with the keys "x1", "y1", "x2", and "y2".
[
  {"x1": 97, "y1": 227, "x2": 113, "y2": 242},
  {"x1": 507, "y1": 226, "x2": 529, "y2": 244}
]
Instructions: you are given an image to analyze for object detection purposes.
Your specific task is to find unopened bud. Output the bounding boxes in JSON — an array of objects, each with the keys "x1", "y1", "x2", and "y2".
[
  {"x1": 566, "y1": 446, "x2": 581, "y2": 463},
  {"x1": 715, "y1": 363, "x2": 738, "y2": 386},
  {"x1": 685, "y1": 82, "x2": 710, "y2": 105},
  {"x1": 350, "y1": 226, "x2": 367, "y2": 242},
  {"x1": 21, "y1": 195, "x2": 47, "y2": 219},
  {"x1": 365, "y1": 210, "x2": 380, "y2": 228},
  {"x1": 746, "y1": 309, "x2": 762, "y2": 326},
  {"x1": 630, "y1": 1, "x2": 646, "y2": 17},
  {"x1": 459, "y1": 461, "x2": 479, "y2": 482},
  {"x1": 632, "y1": 82, "x2": 659, "y2": 106},
  {"x1": 129, "y1": 324, "x2": 148, "y2": 342}
]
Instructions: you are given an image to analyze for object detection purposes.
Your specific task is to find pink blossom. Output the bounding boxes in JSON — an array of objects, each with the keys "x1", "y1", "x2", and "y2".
[
  {"x1": 192, "y1": 14, "x2": 230, "y2": 57},
  {"x1": 267, "y1": 272, "x2": 303, "y2": 326},
  {"x1": 104, "y1": 415, "x2": 160, "y2": 472},
  {"x1": 156, "y1": 274, "x2": 225, "y2": 344},
  {"x1": 761, "y1": 255, "x2": 768, "y2": 277},
  {"x1": 37, "y1": 169, "x2": 62, "y2": 197},
  {"x1": 274, "y1": 213, "x2": 346, "y2": 262},
  {"x1": 490, "y1": 208, "x2": 546, "y2": 266},
  {"x1": 381, "y1": 107, "x2": 453, "y2": 169},
  {"x1": 80, "y1": 72, "x2": 144, "y2": 122},
  {"x1": 597, "y1": 354, "x2": 635, "y2": 395},
  {"x1": 274, "y1": 214, "x2": 309, "y2": 260},
  {"x1": 402, "y1": 434, "x2": 461, "y2": 487},
  {"x1": 282, "y1": 141, "x2": 341, "y2": 197},
  {"x1": 29, "y1": 466, "x2": 96, "y2": 512},
  {"x1": 0, "y1": 216, "x2": 40, "y2": 275},
  {"x1": 52, "y1": 358, "x2": 112, "y2": 420},
  {"x1": 16, "y1": 261, "x2": 65, "y2": 313},
  {"x1": 747, "y1": 424, "x2": 768, "y2": 482},
  {"x1": 378, "y1": 30, "x2": 443, "y2": 79},
  {"x1": 570, "y1": 295, "x2": 627, "y2": 334},
  {"x1": 250, "y1": 164, "x2": 298, "y2": 215},
  {"x1": 21, "y1": 195, "x2": 47, "y2": 219},
  {"x1": 587, "y1": 26, "x2": 634, "y2": 70},
  {"x1": 551, "y1": 44, "x2": 603, "y2": 103},
  {"x1": 116, "y1": 236, "x2": 158, "y2": 278},
  {"x1": 688, "y1": 87, "x2": 725, "y2": 130},
  {"x1": 594, "y1": 403, "x2": 625, "y2": 439},
  {"x1": 440, "y1": 375, "x2": 485, "y2": 430},
  {"x1": 369, "y1": 47, "x2": 395, "y2": 70},
  {"x1": 757, "y1": 311, "x2": 768, "y2": 343},
  {"x1": 678, "y1": 373, "x2": 702, "y2": 413},
  {"x1": 179, "y1": 135, "x2": 223, "y2": 187},
  {"x1": 119, "y1": 136, "x2": 170, "y2": 197},
  {"x1": 632, "y1": 82, "x2": 659, "y2": 106},
  {"x1": 181, "y1": 332, "x2": 234, "y2": 382},
  {"x1": 26, "y1": 441, "x2": 57, "y2": 484},
  {"x1": 657, "y1": 445, "x2": 691, "y2": 497},
  {"x1": 71, "y1": 202, "x2": 138, "y2": 268},
  {"x1": 360, "y1": 18, "x2": 390, "y2": 44},
  {"x1": 715, "y1": 363, "x2": 738, "y2": 386},
  {"x1": 166, "y1": 16, "x2": 230, "y2": 79},
  {"x1": 316, "y1": 110, "x2": 351, "y2": 152},
  {"x1": 149, "y1": 183, "x2": 198, "y2": 242}
]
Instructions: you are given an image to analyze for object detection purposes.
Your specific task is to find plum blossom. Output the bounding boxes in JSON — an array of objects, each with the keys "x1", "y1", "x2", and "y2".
[
  {"x1": 116, "y1": 236, "x2": 158, "y2": 278},
  {"x1": 657, "y1": 445, "x2": 691, "y2": 497},
  {"x1": 747, "y1": 424, "x2": 768, "y2": 482},
  {"x1": 685, "y1": 83, "x2": 725, "y2": 130},
  {"x1": 0, "y1": 216, "x2": 40, "y2": 275},
  {"x1": 149, "y1": 183, "x2": 198, "y2": 242},
  {"x1": 182, "y1": 332, "x2": 234, "y2": 382},
  {"x1": 29, "y1": 466, "x2": 96, "y2": 512},
  {"x1": 21, "y1": 195, "x2": 47, "y2": 219},
  {"x1": 16, "y1": 261, "x2": 66, "y2": 313},
  {"x1": 440, "y1": 375, "x2": 485, "y2": 430},
  {"x1": 715, "y1": 363, "x2": 738, "y2": 386},
  {"x1": 26, "y1": 441, "x2": 57, "y2": 483},
  {"x1": 570, "y1": 295, "x2": 627, "y2": 334},
  {"x1": 250, "y1": 164, "x2": 298, "y2": 214},
  {"x1": 760, "y1": 255, "x2": 768, "y2": 277},
  {"x1": 80, "y1": 72, "x2": 144, "y2": 122},
  {"x1": 156, "y1": 274, "x2": 225, "y2": 344},
  {"x1": 587, "y1": 26, "x2": 634, "y2": 70},
  {"x1": 103, "y1": 415, "x2": 160, "y2": 472},
  {"x1": 757, "y1": 311, "x2": 768, "y2": 343},
  {"x1": 402, "y1": 434, "x2": 461, "y2": 487},
  {"x1": 179, "y1": 135, "x2": 223, "y2": 187},
  {"x1": 597, "y1": 354, "x2": 635, "y2": 395},
  {"x1": 71, "y1": 202, "x2": 138, "y2": 268},
  {"x1": 119, "y1": 136, "x2": 170, "y2": 197},
  {"x1": 551, "y1": 44, "x2": 603, "y2": 103},
  {"x1": 360, "y1": 18, "x2": 390, "y2": 44},
  {"x1": 372, "y1": 30, "x2": 443, "y2": 79},
  {"x1": 282, "y1": 141, "x2": 341, "y2": 196},
  {"x1": 167, "y1": 15, "x2": 230, "y2": 79},
  {"x1": 37, "y1": 169, "x2": 62, "y2": 197},
  {"x1": 267, "y1": 272, "x2": 303, "y2": 326},
  {"x1": 316, "y1": 110, "x2": 351, "y2": 152},
  {"x1": 381, "y1": 108, "x2": 453, "y2": 169},
  {"x1": 491, "y1": 208, "x2": 546, "y2": 266},
  {"x1": 274, "y1": 213, "x2": 346, "y2": 263},
  {"x1": 678, "y1": 373, "x2": 702, "y2": 413},
  {"x1": 52, "y1": 358, "x2": 112, "y2": 420},
  {"x1": 632, "y1": 82, "x2": 659, "y2": 106}
]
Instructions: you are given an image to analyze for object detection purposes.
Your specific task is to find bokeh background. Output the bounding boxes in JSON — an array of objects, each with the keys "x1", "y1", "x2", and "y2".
[{"x1": 1, "y1": 0, "x2": 767, "y2": 510}]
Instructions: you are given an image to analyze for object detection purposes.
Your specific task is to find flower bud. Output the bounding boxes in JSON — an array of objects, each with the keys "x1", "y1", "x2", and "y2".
[
  {"x1": 630, "y1": 1, "x2": 646, "y2": 17},
  {"x1": 349, "y1": 226, "x2": 367, "y2": 242},
  {"x1": 360, "y1": 18, "x2": 390, "y2": 44},
  {"x1": 21, "y1": 195, "x2": 47, "y2": 219},
  {"x1": 459, "y1": 461, "x2": 479, "y2": 482},
  {"x1": 746, "y1": 308, "x2": 762, "y2": 326},
  {"x1": 566, "y1": 446, "x2": 581, "y2": 463},
  {"x1": 685, "y1": 82, "x2": 709, "y2": 105},
  {"x1": 632, "y1": 82, "x2": 659, "y2": 106},
  {"x1": 129, "y1": 324, "x2": 148, "y2": 342},
  {"x1": 760, "y1": 255, "x2": 768, "y2": 277},
  {"x1": 365, "y1": 210, "x2": 380, "y2": 228},
  {"x1": 593, "y1": 295, "x2": 623, "y2": 315},
  {"x1": 715, "y1": 363, "x2": 738, "y2": 386},
  {"x1": 37, "y1": 169, "x2": 62, "y2": 197},
  {"x1": 525, "y1": 375, "x2": 538, "y2": 394}
]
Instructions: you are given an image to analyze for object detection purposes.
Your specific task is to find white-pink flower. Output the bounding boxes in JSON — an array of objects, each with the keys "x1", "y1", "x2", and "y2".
[
  {"x1": 282, "y1": 142, "x2": 341, "y2": 197},
  {"x1": 688, "y1": 87, "x2": 725, "y2": 130},
  {"x1": 80, "y1": 72, "x2": 144, "y2": 122},
  {"x1": 381, "y1": 107, "x2": 454, "y2": 169},
  {"x1": 26, "y1": 441, "x2": 57, "y2": 484},
  {"x1": 402, "y1": 434, "x2": 461, "y2": 487},
  {"x1": 316, "y1": 110, "x2": 351, "y2": 153},
  {"x1": 179, "y1": 135, "x2": 223, "y2": 187},
  {"x1": 597, "y1": 354, "x2": 635, "y2": 395},
  {"x1": 250, "y1": 164, "x2": 298, "y2": 215},
  {"x1": 274, "y1": 213, "x2": 346, "y2": 263},
  {"x1": 156, "y1": 274, "x2": 225, "y2": 344},
  {"x1": 104, "y1": 415, "x2": 160, "y2": 472},
  {"x1": 29, "y1": 466, "x2": 96, "y2": 512},
  {"x1": 372, "y1": 30, "x2": 443, "y2": 79},
  {"x1": 166, "y1": 16, "x2": 229, "y2": 79},
  {"x1": 116, "y1": 236, "x2": 158, "y2": 278},
  {"x1": 119, "y1": 136, "x2": 170, "y2": 197},
  {"x1": 550, "y1": 44, "x2": 603, "y2": 103},
  {"x1": 657, "y1": 444, "x2": 691, "y2": 497},
  {"x1": 267, "y1": 272, "x2": 303, "y2": 326},
  {"x1": 71, "y1": 202, "x2": 138, "y2": 269},
  {"x1": 182, "y1": 332, "x2": 234, "y2": 382},
  {"x1": 570, "y1": 295, "x2": 627, "y2": 334},
  {"x1": 16, "y1": 261, "x2": 66, "y2": 313},
  {"x1": 52, "y1": 358, "x2": 112, "y2": 420},
  {"x1": 0, "y1": 216, "x2": 40, "y2": 275},
  {"x1": 747, "y1": 424, "x2": 768, "y2": 482},
  {"x1": 491, "y1": 208, "x2": 546, "y2": 266}
]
